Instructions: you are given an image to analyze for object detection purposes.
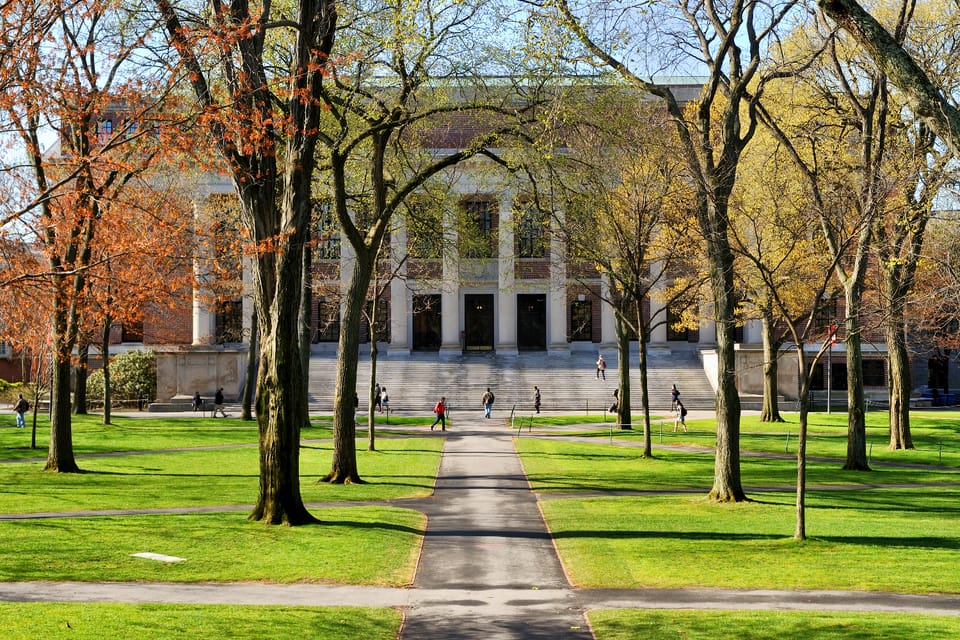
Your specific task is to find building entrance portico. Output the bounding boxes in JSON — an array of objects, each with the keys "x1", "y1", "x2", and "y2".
[
  {"x1": 412, "y1": 294, "x2": 442, "y2": 351},
  {"x1": 464, "y1": 294, "x2": 495, "y2": 351},
  {"x1": 517, "y1": 293, "x2": 546, "y2": 351}
]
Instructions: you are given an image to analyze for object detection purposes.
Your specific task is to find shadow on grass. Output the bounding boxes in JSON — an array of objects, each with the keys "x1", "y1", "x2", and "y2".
[
  {"x1": 814, "y1": 535, "x2": 960, "y2": 549},
  {"x1": 551, "y1": 528, "x2": 960, "y2": 550},
  {"x1": 311, "y1": 518, "x2": 425, "y2": 536}
]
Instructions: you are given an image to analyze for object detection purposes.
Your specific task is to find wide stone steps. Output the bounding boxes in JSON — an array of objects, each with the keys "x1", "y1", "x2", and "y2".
[{"x1": 307, "y1": 350, "x2": 717, "y2": 416}]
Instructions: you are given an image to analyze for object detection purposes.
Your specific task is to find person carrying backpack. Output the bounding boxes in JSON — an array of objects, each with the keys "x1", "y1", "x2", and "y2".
[
  {"x1": 14, "y1": 394, "x2": 29, "y2": 429},
  {"x1": 481, "y1": 387, "x2": 495, "y2": 419},
  {"x1": 431, "y1": 397, "x2": 447, "y2": 431}
]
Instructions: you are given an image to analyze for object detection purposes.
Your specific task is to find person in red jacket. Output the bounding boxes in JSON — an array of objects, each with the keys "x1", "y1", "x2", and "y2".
[{"x1": 431, "y1": 397, "x2": 447, "y2": 431}]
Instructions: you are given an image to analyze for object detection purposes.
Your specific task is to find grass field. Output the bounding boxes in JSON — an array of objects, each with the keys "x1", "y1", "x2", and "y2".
[
  {"x1": 0, "y1": 603, "x2": 401, "y2": 639},
  {"x1": 516, "y1": 411, "x2": 960, "y2": 596},
  {"x1": 1, "y1": 409, "x2": 957, "y2": 638},
  {"x1": 589, "y1": 610, "x2": 960, "y2": 640}
]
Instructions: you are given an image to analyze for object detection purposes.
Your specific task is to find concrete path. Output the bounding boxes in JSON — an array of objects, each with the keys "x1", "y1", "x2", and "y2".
[
  {"x1": 1, "y1": 415, "x2": 959, "y2": 638},
  {"x1": 398, "y1": 422, "x2": 591, "y2": 639}
]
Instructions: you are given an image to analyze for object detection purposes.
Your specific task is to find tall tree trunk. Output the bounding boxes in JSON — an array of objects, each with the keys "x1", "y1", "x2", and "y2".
[
  {"x1": 614, "y1": 308, "x2": 632, "y2": 431},
  {"x1": 368, "y1": 335, "x2": 378, "y2": 452},
  {"x1": 298, "y1": 242, "x2": 313, "y2": 424},
  {"x1": 73, "y1": 342, "x2": 89, "y2": 415},
  {"x1": 843, "y1": 288, "x2": 871, "y2": 470},
  {"x1": 249, "y1": 199, "x2": 315, "y2": 524},
  {"x1": 323, "y1": 251, "x2": 374, "y2": 484},
  {"x1": 760, "y1": 311, "x2": 784, "y2": 423},
  {"x1": 885, "y1": 301, "x2": 913, "y2": 449},
  {"x1": 45, "y1": 303, "x2": 79, "y2": 472},
  {"x1": 707, "y1": 212, "x2": 745, "y2": 502},
  {"x1": 637, "y1": 320, "x2": 653, "y2": 458},
  {"x1": 793, "y1": 349, "x2": 811, "y2": 541},
  {"x1": 242, "y1": 313, "x2": 258, "y2": 421},
  {"x1": 101, "y1": 317, "x2": 112, "y2": 426}
]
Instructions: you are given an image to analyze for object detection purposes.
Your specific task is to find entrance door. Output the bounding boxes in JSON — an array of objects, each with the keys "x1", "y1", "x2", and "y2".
[
  {"x1": 517, "y1": 294, "x2": 546, "y2": 351},
  {"x1": 464, "y1": 294, "x2": 494, "y2": 351},
  {"x1": 412, "y1": 294, "x2": 442, "y2": 351}
]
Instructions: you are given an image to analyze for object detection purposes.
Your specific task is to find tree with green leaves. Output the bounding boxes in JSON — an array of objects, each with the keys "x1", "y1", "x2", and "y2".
[
  {"x1": 312, "y1": 0, "x2": 544, "y2": 483},
  {"x1": 535, "y1": 91, "x2": 701, "y2": 456},
  {"x1": 546, "y1": 0, "x2": 801, "y2": 500}
]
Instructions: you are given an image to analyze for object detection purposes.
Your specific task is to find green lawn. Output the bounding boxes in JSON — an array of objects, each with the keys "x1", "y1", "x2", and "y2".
[
  {"x1": 599, "y1": 411, "x2": 960, "y2": 467},
  {"x1": 0, "y1": 508, "x2": 423, "y2": 584},
  {"x1": 0, "y1": 604, "x2": 401, "y2": 640},
  {"x1": 516, "y1": 415, "x2": 960, "y2": 595},
  {"x1": 0, "y1": 436, "x2": 442, "y2": 513},
  {"x1": 539, "y1": 491, "x2": 960, "y2": 593},
  {"x1": 516, "y1": 437, "x2": 960, "y2": 494},
  {"x1": 0, "y1": 417, "x2": 440, "y2": 586},
  {"x1": 590, "y1": 610, "x2": 960, "y2": 640}
]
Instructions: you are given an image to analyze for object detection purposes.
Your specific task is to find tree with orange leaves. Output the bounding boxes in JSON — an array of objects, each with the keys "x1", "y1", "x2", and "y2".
[
  {"x1": 0, "y1": 0, "x2": 183, "y2": 471},
  {"x1": 152, "y1": 0, "x2": 336, "y2": 524}
]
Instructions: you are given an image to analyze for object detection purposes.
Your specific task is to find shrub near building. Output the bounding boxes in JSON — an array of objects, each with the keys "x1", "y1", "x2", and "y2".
[{"x1": 86, "y1": 350, "x2": 157, "y2": 407}]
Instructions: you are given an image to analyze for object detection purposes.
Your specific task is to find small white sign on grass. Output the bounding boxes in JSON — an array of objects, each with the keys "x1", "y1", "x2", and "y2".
[{"x1": 131, "y1": 552, "x2": 186, "y2": 563}]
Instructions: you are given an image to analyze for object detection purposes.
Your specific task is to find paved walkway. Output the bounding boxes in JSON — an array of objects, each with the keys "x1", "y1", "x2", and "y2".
[{"x1": 1, "y1": 417, "x2": 959, "y2": 638}]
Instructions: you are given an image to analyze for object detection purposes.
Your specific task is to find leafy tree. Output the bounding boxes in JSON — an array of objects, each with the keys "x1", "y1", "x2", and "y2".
[
  {"x1": 535, "y1": 92, "x2": 701, "y2": 456},
  {"x1": 313, "y1": 0, "x2": 543, "y2": 483},
  {"x1": 547, "y1": 0, "x2": 801, "y2": 500},
  {"x1": 0, "y1": 0, "x2": 178, "y2": 472},
  {"x1": 762, "y1": 0, "x2": 952, "y2": 465},
  {"x1": 154, "y1": 0, "x2": 337, "y2": 524},
  {"x1": 731, "y1": 130, "x2": 833, "y2": 424},
  {"x1": 819, "y1": 0, "x2": 960, "y2": 157}
]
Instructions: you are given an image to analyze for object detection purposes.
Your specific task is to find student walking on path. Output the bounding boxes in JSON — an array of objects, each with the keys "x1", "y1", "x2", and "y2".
[
  {"x1": 213, "y1": 388, "x2": 227, "y2": 418},
  {"x1": 481, "y1": 387, "x2": 495, "y2": 419},
  {"x1": 533, "y1": 386, "x2": 541, "y2": 413},
  {"x1": 430, "y1": 397, "x2": 447, "y2": 431},
  {"x1": 13, "y1": 394, "x2": 28, "y2": 429},
  {"x1": 674, "y1": 400, "x2": 688, "y2": 432}
]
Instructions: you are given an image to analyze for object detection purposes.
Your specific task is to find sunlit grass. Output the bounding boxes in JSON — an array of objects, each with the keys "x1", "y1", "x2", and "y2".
[
  {"x1": 590, "y1": 610, "x2": 960, "y2": 640},
  {"x1": 0, "y1": 604, "x2": 401, "y2": 640}
]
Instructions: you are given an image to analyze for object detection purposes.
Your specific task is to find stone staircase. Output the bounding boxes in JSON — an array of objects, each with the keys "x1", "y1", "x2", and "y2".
[{"x1": 307, "y1": 350, "x2": 716, "y2": 416}]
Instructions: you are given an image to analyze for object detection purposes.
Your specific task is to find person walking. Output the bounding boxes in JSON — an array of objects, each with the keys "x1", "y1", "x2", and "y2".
[
  {"x1": 13, "y1": 394, "x2": 29, "y2": 429},
  {"x1": 213, "y1": 388, "x2": 228, "y2": 418},
  {"x1": 674, "y1": 400, "x2": 688, "y2": 432},
  {"x1": 380, "y1": 386, "x2": 390, "y2": 413},
  {"x1": 374, "y1": 382, "x2": 382, "y2": 413},
  {"x1": 534, "y1": 386, "x2": 541, "y2": 414},
  {"x1": 596, "y1": 354, "x2": 607, "y2": 380},
  {"x1": 431, "y1": 397, "x2": 447, "y2": 431},
  {"x1": 671, "y1": 384, "x2": 680, "y2": 409},
  {"x1": 481, "y1": 387, "x2": 495, "y2": 419},
  {"x1": 192, "y1": 391, "x2": 202, "y2": 412}
]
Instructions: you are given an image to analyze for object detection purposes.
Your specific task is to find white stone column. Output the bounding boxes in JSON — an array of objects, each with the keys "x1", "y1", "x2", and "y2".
[
  {"x1": 649, "y1": 262, "x2": 668, "y2": 345},
  {"x1": 497, "y1": 192, "x2": 517, "y2": 355},
  {"x1": 440, "y1": 209, "x2": 461, "y2": 357},
  {"x1": 390, "y1": 221, "x2": 410, "y2": 353},
  {"x1": 699, "y1": 300, "x2": 717, "y2": 345},
  {"x1": 548, "y1": 208, "x2": 568, "y2": 354},
  {"x1": 192, "y1": 199, "x2": 216, "y2": 345},
  {"x1": 600, "y1": 277, "x2": 617, "y2": 348}
]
